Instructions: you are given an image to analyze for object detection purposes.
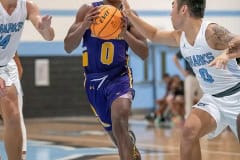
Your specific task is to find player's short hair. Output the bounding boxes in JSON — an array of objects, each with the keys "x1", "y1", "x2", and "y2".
[{"x1": 177, "y1": 0, "x2": 206, "y2": 18}]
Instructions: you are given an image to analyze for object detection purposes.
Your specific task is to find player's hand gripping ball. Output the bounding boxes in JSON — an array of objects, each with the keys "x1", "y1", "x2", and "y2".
[{"x1": 91, "y1": 5, "x2": 123, "y2": 40}]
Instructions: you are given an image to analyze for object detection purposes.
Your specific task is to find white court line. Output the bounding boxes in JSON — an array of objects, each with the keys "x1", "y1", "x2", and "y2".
[
  {"x1": 29, "y1": 140, "x2": 80, "y2": 150},
  {"x1": 201, "y1": 150, "x2": 240, "y2": 156},
  {"x1": 56, "y1": 148, "x2": 117, "y2": 160},
  {"x1": 78, "y1": 137, "x2": 240, "y2": 156},
  {"x1": 57, "y1": 154, "x2": 84, "y2": 160}
]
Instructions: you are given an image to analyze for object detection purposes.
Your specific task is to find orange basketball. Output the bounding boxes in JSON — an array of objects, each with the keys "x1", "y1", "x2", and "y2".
[{"x1": 90, "y1": 5, "x2": 122, "y2": 40}]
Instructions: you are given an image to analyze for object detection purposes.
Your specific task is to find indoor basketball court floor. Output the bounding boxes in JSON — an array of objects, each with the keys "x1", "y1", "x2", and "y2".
[{"x1": 0, "y1": 116, "x2": 240, "y2": 160}]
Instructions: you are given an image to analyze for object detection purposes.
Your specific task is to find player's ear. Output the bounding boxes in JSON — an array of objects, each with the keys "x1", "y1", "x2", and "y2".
[{"x1": 180, "y1": 4, "x2": 188, "y2": 15}]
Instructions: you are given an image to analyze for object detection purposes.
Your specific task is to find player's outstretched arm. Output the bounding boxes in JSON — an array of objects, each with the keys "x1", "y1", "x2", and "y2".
[
  {"x1": 64, "y1": 5, "x2": 99, "y2": 53},
  {"x1": 121, "y1": 0, "x2": 180, "y2": 47},
  {"x1": 120, "y1": 13, "x2": 148, "y2": 60},
  {"x1": 26, "y1": 0, "x2": 54, "y2": 41},
  {"x1": 173, "y1": 51, "x2": 189, "y2": 77},
  {"x1": 207, "y1": 24, "x2": 240, "y2": 68}
]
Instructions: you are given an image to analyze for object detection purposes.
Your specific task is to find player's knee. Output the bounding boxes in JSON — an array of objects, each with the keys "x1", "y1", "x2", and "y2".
[
  {"x1": 2, "y1": 103, "x2": 20, "y2": 126},
  {"x1": 2, "y1": 98, "x2": 19, "y2": 115},
  {"x1": 181, "y1": 123, "x2": 200, "y2": 142},
  {"x1": 113, "y1": 105, "x2": 130, "y2": 120},
  {"x1": 112, "y1": 98, "x2": 131, "y2": 115},
  {"x1": 4, "y1": 112, "x2": 21, "y2": 128}
]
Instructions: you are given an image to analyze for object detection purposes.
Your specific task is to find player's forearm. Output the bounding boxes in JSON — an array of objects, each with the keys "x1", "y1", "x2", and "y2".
[
  {"x1": 227, "y1": 36, "x2": 240, "y2": 59},
  {"x1": 123, "y1": 31, "x2": 149, "y2": 60},
  {"x1": 226, "y1": 52, "x2": 240, "y2": 59},
  {"x1": 39, "y1": 27, "x2": 55, "y2": 41},
  {"x1": 64, "y1": 25, "x2": 86, "y2": 53},
  {"x1": 126, "y1": 11, "x2": 158, "y2": 42},
  {"x1": 173, "y1": 56, "x2": 186, "y2": 76}
]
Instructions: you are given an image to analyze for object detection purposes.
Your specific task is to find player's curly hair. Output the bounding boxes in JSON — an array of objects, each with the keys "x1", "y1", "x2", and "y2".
[{"x1": 177, "y1": 0, "x2": 206, "y2": 18}]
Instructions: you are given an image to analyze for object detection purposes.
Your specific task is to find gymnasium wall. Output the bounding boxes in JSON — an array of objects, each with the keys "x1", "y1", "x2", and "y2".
[{"x1": 21, "y1": 56, "x2": 92, "y2": 117}]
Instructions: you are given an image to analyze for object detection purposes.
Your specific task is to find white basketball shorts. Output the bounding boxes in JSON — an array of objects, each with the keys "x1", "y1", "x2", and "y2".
[
  {"x1": 0, "y1": 59, "x2": 22, "y2": 95},
  {"x1": 194, "y1": 92, "x2": 240, "y2": 140}
]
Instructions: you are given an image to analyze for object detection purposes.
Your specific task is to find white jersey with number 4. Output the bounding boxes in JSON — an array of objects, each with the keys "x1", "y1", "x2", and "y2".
[
  {"x1": 0, "y1": 0, "x2": 27, "y2": 66},
  {"x1": 180, "y1": 20, "x2": 240, "y2": 95}
]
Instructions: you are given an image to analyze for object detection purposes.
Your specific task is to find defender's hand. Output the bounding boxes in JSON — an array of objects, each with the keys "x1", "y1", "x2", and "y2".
[
  {"x1": 38, "y1": 15, "x2": 52, "y2": 31},
  {"x1": 121, "y1": 0, "x2": 131, "y2": 15},
  {"x1": 209, "y1": 51, "x2": 230, "y2": 69}
]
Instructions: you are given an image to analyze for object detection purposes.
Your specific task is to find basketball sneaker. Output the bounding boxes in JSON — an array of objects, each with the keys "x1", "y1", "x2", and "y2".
[{"x1": 128, "y1": 130, "x2": 141, "y2": 160}]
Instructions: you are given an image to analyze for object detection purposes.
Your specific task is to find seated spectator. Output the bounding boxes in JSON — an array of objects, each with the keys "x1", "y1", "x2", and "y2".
[
  {"x1": 167, "y1": 75, "x2": 185, "y2": 126},
  {"x1": 146, "y1": 74, "x2": 185, "y2": 127},
  {"x1": 173, "y1": 50, "x2": 203, "y2": 118},
  {"x1": 145, "y1": 73, "x2": 171, "y2": 123}
]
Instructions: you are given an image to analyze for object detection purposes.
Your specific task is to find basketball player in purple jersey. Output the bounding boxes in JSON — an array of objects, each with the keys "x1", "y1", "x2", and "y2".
[{"x1": 64, "y1": 0, "x2": 148, "y2": 159}]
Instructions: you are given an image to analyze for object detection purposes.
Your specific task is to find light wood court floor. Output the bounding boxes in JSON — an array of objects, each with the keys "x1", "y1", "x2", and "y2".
[{"x1": 1, "y1": 116, "x2": 240, "y2": 160}]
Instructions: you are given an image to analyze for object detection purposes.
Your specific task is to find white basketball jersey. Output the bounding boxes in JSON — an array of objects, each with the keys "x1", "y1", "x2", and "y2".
[
  {"x1": 180, "y1": 20, "x2": 240, "y2": 95},
  {"x1": 0, "y1": 0, "x2": 27, "y2": 66}
]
